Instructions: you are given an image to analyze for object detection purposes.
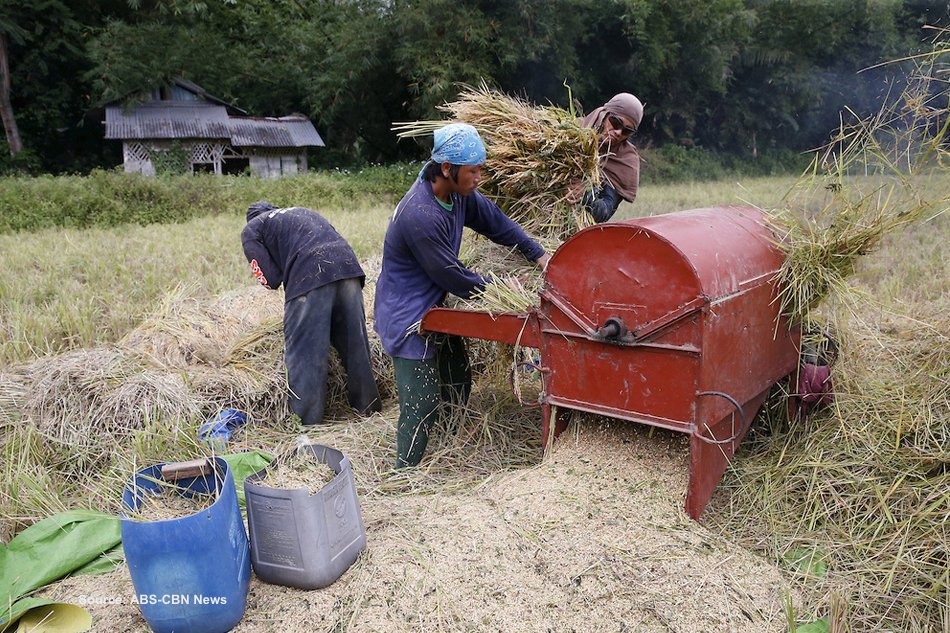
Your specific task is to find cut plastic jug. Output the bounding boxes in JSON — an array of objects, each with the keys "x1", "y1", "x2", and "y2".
[
  {"x1": 121, "y1": 457, "x2": 250, "y2": 633},
  {"x1": 244, "y1": 444, "x2": 366, "y2": 589}
]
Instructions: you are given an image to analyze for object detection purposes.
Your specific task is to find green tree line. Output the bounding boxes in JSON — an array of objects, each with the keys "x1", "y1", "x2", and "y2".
[{"x1": 0, "y1": 0, "x2": 944, "y2": 174}]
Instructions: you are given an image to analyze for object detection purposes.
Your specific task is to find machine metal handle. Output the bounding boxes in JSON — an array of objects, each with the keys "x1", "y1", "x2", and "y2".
[{"x1": 695, "y1": 390, "x2": 747, "y2": 445}]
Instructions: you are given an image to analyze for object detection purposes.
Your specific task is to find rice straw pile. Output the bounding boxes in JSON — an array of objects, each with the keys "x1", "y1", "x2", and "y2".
[
  {"x1": 712, "y1": 309, "x2": 950, "y2": 631},
  {"x1": 706, "y1": 29, "x2": 950, "y2": 632}
]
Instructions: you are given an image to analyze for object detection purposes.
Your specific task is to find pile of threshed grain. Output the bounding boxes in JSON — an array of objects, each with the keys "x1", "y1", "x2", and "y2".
[
  {"x1": 261, "y1": 449, "x2": 337, "y2": 494},
  {"x1": 38, "y1": 418, "x2": 801, "y2": 633},
  {"x1": 129, "y1": 489, "x2": 216, "y2": 522}
]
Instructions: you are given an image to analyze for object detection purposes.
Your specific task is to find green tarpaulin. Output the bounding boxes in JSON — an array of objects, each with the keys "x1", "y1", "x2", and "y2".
[{"x1": 0, "y1": 510, "x2": 121, "y2": 629}]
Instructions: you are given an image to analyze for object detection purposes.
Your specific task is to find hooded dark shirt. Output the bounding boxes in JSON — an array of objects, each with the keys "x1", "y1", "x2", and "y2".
[{"x1": 241, "y1": 201, "x2": 364, "y2": 301}]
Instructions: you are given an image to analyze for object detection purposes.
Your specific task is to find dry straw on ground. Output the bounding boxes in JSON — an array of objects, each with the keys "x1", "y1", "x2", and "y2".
[
  {"x1": 712, "y1": 309, "x2": 949, "y2": 632},
  {"x1": 709, "y1": 28, "x2": 950, "y2": 632}
]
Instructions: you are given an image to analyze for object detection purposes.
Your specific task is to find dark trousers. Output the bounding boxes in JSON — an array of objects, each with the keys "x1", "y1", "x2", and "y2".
[
  {"x1": 283, "y1": 278, "x2": 381, "y2": 425},
  {"x1": 392, "y1": 335, "x2": 471, "y2": 468}
]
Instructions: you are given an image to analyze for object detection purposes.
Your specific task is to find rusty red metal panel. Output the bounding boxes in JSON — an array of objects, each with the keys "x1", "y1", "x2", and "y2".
[
  {"x1": 697, "y1": 283, "x2": 800, "y2": 429},
  {"x1": 686, "y1": 387, "x2": 771, "y2": 519},
  {"x1": 628, "y1": 205, "x2": 784, "y2": 300},
  {"x1": 421, "y1": 308, "x2": 541, "y2": 348},
  {"x1": 539, "y1": 324, "x2": 701, "y2": 432},
  {"x1": 545, "y1": 222, "x2": 703, "y2": 337},
  {"x1": 420, "y1": 205, "x2": 801, "y2": 520}
]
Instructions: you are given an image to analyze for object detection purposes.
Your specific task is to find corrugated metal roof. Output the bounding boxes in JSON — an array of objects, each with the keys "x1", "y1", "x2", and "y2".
[
  {"x1": 228, "y1": 119, "x2": 295, "y2": 147},
  {"x1": 105, "y1": 106, "x2": 325, "y2": 148},
  {"x1": 105, "y1": 103, "x2": 232, "y2": 140},
  {"x1": 279, "y1": 117, "x2": 325, "y2": 147},
  {"x1": 228, "y1": 116, "x2": 324, "y2": 147}
]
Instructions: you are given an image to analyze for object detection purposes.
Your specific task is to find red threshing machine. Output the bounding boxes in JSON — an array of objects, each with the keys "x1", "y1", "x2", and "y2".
[{"x1": 421, "y1": 205, "x2": 801, "y2": 519}]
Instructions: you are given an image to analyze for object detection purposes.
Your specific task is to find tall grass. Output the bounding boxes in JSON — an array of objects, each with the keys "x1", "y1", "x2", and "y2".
[
  {"x1": 0, "y1": 166, "x2": 415, "y2": 233},
  {"x1": 0, "y1": 202, "x2": 392, "y2": 366}
]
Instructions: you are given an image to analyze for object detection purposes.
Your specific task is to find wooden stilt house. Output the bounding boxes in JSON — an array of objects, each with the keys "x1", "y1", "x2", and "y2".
[{"x1": 103, "y1": 79, "x2": 324, "y2": 177}]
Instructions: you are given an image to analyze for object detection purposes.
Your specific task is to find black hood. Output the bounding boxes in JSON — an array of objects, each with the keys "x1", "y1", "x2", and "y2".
[{"x1": 246, "y1": 200, "x2": 277, "y2": 222}]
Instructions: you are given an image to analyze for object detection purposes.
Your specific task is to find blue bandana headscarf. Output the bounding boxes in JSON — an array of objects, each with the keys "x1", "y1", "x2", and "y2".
[{"x1": 418, "y1": 123, "x2": 487, "y2": 180}]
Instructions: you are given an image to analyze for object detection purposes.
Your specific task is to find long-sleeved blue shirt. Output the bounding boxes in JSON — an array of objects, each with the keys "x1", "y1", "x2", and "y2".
[
  {"x1": 241, "y1": 205, "x2": 364, "y2": 301},
  {"x1": 374, "y1": 179, "x2": 545, "y2": 360}
]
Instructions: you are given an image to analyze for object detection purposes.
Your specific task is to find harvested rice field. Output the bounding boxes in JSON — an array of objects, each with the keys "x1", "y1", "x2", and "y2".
[
  {"x1": 2, "y1": 51, "x2": 949, "y2": 630},
  {"x1": 3, "y1": 174, "x2": 946, "y2": 631}
]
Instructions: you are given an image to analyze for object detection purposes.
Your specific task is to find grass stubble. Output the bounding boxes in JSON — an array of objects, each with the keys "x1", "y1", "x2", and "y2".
[{"x1": 1, "y1": 32, "x2": 949, "y2": 632}]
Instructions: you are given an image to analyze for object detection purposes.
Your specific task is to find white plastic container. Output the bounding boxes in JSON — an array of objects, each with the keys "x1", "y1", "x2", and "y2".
[{"x1": 244, "y1": 444, "x2": 366, "y2": 589}]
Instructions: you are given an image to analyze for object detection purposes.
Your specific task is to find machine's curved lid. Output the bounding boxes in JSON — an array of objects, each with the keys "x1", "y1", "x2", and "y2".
[{"x1": 544, "y1": 206, "x2": 782, "y2": 334}]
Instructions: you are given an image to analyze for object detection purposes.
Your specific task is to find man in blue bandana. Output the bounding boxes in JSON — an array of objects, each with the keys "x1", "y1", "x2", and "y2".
[{"x1": 375, "y1": 124, "x2": 550, "y2": 468}]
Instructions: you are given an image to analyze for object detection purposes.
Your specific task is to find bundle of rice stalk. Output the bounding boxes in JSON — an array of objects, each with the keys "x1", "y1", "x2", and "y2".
[
  {"x1": 768, "y1": 190, "x2": 931, "y2": 321},
  {"x1": 394, "y1": 82, "x2": 601, "y2": 241},
  {"x1": 471, "y1": 273, "x2": 537, "y2": 314},
  {"x1": 9, "y1": 348, "x2": 200, "y2": 456},
  {"x1": 451, "y1": 236, "x2": 559, "y2": 313},
  {"x1": 188, "y1": 365, "x2": 289, "y2": 426},
  {"x1": 769, "y1": 34, "x2": 949, "y2": 323}
]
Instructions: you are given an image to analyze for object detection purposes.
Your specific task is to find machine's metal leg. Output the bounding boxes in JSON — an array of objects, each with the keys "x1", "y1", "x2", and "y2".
[
  {"x1": 685, "y1": 387, "x2": 770, "y2": 520},
  {"x1": 540, "y1": 404, "x2": 571, "y2": 450}
]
